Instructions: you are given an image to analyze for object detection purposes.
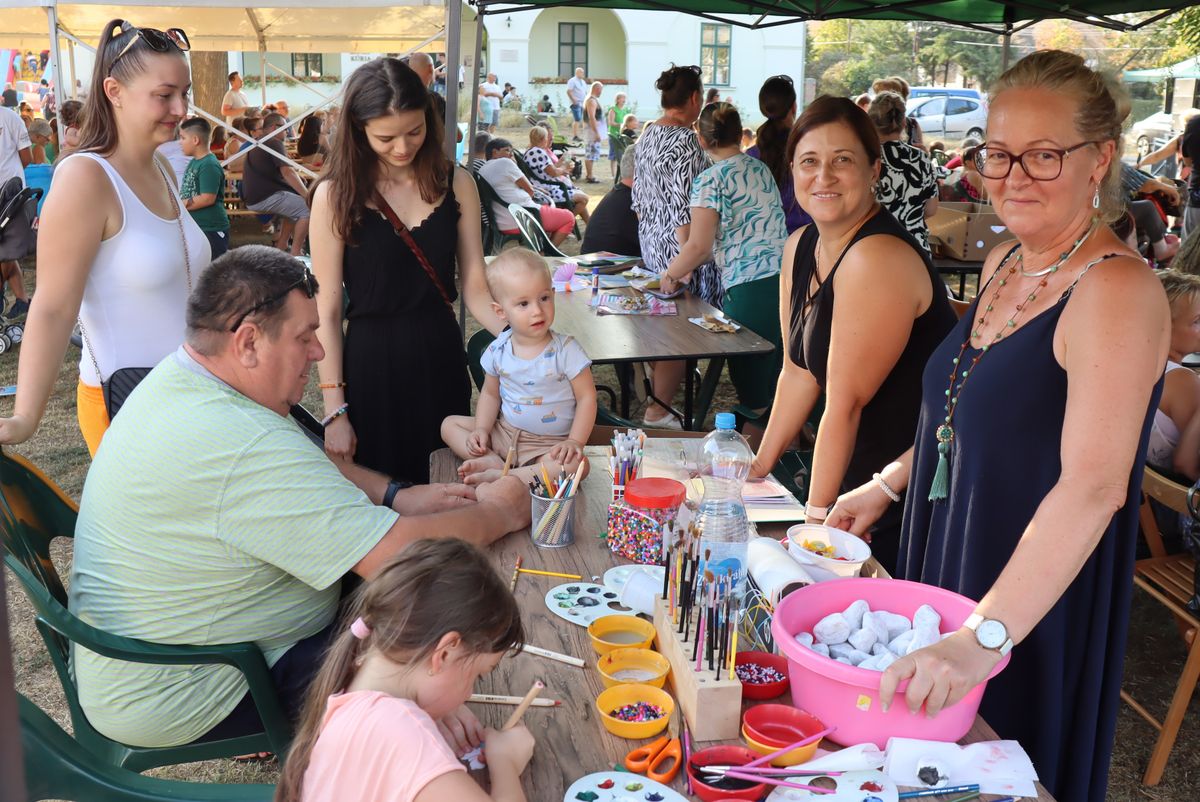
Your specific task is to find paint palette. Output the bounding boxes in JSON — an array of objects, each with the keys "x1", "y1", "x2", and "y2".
[
  {"x1": 545, "y1": 582, "x2": 640, "y2": 627},
  {"x1": 765, "y1": 770, "x2": 898, "y2": 802},
  {"x1": 564, "y1": 771, "x2": 688, "y2": 802},
  {"x1": 602, "y1": 565, "x2": 666, "y2": 595}
]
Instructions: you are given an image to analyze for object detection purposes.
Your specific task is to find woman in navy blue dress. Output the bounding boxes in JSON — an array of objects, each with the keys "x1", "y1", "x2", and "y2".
[{"x1": 826, "y1": 51, "x2": 1170, "y2": 802}]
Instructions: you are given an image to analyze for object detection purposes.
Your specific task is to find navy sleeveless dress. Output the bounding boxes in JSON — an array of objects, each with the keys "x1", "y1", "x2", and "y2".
[
  {"x1": 790, "y1": 208, "x2": 956, "y2": 574},
  {"x1": 899, "y1": 253, "x2": 1162, "y2": 802}
]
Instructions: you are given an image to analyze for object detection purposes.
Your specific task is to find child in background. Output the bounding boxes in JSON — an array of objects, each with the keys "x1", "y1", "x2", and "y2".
[
  {"x1": 275, "y1": 539, "x2": 533, "y2": 802},
  {"x1": 178, "y1": 117, "x2": 231, "y2": 259},
  {"x1": 441, "y1": 248, "x2": 597, "y2": 485},
  {"x1": 620, "y1": 114, "x2": 639, "y2": 140}
]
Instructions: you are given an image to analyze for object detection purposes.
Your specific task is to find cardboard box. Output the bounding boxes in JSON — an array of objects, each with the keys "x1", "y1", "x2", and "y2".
[{"x1": 928, "y1": 202, "x2": 1009, "y2": 262}]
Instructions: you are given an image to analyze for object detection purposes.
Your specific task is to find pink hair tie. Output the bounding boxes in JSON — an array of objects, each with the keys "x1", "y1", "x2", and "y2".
[{"x1": 350, "y1": 617, "x2": 371, "y2": 640}]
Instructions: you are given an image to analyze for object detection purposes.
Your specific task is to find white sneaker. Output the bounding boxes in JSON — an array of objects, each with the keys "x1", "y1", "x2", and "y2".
[{"x1": 642, "y1": 413, "x2": 683, "y2": 431}]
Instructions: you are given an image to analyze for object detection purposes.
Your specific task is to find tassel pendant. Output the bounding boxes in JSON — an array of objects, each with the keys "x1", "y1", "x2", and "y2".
[{"x1": 929, "y1": 424, "x2": 953, "y2": 502}]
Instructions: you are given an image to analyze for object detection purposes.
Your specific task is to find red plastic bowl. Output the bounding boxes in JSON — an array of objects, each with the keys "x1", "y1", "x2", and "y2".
[
  {"x1": 686, "y1": 745, "x2": 768, "y2": 802},
  {"x1": 742, "y1": 703, "x2": 825, "y2": 747},
  {"x1": 734, "y1": 651, "x2": 790, "y2": 700}
]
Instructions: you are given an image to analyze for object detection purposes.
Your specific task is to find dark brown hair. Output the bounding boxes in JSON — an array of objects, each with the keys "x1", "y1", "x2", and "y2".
[
  {"x1": 275, "y1": 539, "x2": 524, "y2": 802},
  {"x1": 656, "y1": 64, "x2": 703, "y2": 111},
  {"x1": 308, "y1": 57, "x2": 447, "y2": 244},
  {"x1": 755, "y1": 75, "x2": 796, "y2": 188},
  {"x1": 696, "y1": 102, "x2": 741, "y2": 149},
  {"x1": 77, "y1": 19, "x2": 188, "y2": 156},
  {"x1": 786, "y1": 94, "x2": 882, "y2": 167}
]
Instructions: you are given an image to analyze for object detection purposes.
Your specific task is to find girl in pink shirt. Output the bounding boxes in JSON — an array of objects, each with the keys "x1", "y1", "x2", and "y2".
[{"x1": 276, "y1": 539, "x2": 533, "y2": 802}]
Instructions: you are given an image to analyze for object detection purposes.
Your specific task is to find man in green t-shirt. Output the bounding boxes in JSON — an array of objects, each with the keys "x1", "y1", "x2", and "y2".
[
  {"x1": 179, "y1": 117, "x2": 231, "y2": 258},
  {"x1": 69, "y1": 246, "x2": 529, "y2": 748}
]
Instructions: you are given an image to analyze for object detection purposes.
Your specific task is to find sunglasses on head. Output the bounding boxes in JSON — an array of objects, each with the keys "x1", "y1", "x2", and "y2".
[
  {"x1": 229, "y1": 268, "x2": 317, "y2": 332},
  {"x1": 110, "y1": 21, "x2": 190, "y2": 73},
  {"x1": 767, "y1": 74, "x2": 794, "y2": 84}
]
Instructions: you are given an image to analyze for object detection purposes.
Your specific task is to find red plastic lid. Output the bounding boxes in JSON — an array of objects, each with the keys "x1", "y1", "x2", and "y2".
[{"x1": 624, "y1": 477, "x2": 687, "y2": 510}]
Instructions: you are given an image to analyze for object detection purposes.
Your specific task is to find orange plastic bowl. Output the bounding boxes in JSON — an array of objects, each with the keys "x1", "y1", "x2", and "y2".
[{"x1": 734, "y1": 651, "x2": 790, "y2": 700}]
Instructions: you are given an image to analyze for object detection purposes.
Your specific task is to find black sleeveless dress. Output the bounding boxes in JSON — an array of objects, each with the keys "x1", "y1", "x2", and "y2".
[
  {"x1": 342, "y1": 177, "x2": 470, "y2": 484},
  {"x1": 899, "y1": 253, "x2": 1162, "y2": 802},
  {"x1": 789, "y1": 207, "x2": 956, "y2": 573}
]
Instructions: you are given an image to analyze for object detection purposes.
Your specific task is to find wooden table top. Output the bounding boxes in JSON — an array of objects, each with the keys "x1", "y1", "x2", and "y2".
[{"x1": 435, "y1": 447, "x2": 1055, "y2": 802}]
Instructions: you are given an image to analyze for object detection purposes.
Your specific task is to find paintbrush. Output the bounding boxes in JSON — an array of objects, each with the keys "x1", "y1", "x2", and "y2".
[
  {"x1": 469, "y1": 692, "x2": 559, "y2": 706},
  {"x1": 503, "y1": 680, "x2": 545, "y2": 729},
  {"x1": 518, "y1": 568, "x2": 582, "y2": 579},
  {"x1": 500, "y1": 430, "x2": 520, "y2": 477},
  {"x1": 508, "y1": 555, "x2": 522, "y2": 593},
  {"x1": 897, "y1": 785, "x2": 980, "y2": 799}
]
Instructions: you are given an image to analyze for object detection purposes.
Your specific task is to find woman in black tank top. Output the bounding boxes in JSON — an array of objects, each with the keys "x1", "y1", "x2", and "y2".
[{"x1": 750, "y1": 96, "x2": 955, "y2": 573}]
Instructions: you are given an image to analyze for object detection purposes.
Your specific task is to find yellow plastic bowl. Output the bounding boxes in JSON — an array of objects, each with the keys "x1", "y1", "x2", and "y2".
[
  {"x1": 597, "y1": 648, "x2": 671, "y2": 688},
  {"x1": 741, "y1": 724, "x2": 819, "y2": 767},
  {"x1": 588, "y1": 615, "x2": 657, "y2": 655},
  {"x1": 595, "y1": 683, "x2": 675, "y2": 739}
]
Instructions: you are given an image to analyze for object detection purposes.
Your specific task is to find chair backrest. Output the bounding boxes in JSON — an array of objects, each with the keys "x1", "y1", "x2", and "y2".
[
  {"x1": 18, "y1": 693, "x2": 275, "y2": 802},
  {"x1": 466, "y1": 329, "x2": 497, "y2": 391},
  {"x1": 1141, "y1": 465, "x2": 1190, "y2": 559},
  {"x1": 472, "y1": 173, "x2": 505, "y2": 254},
  {"x1": 508, "y1": 204, "x2": 566, "y2": 257},
  {"x1": 0, "y1": 449, "x2": 77, "y2": 612}
]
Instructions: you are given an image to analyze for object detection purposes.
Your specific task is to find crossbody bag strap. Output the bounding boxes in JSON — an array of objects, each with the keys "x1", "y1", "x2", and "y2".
[{"x1": 372, "y1": 190, "x2": 455, "y2": 315}]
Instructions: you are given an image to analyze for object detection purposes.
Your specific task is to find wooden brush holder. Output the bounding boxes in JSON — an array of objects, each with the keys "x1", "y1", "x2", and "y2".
[{"x1": 652, "y1": 595, "x2": 742, "y2": 741}]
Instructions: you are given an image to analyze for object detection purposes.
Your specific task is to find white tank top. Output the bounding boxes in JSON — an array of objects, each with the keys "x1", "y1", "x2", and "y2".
[
  {"x1": 68, "y1": 153, "x2": 211, "y2": 385},
  {"x1": 1147, "y1": 360, "x2": 1186, "y2": 468}
]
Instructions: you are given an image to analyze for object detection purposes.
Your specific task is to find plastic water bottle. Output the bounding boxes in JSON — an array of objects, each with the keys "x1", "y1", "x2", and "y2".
[{"x1": 697, "y1": 412, "x2": 752, "y2": 595}]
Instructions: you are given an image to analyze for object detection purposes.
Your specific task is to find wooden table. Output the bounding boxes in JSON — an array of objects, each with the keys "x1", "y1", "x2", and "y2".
[
  {"x1": 547, "y1": 267, "x2": 774, "y2": 429},
  {"x1": 434, "y1": 448, "x2": 1056, "y2": 802}
]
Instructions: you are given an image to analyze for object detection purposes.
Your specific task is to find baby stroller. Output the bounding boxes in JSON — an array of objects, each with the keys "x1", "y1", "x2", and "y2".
[{"x1": 0, "y1": 176, "x2": 43, "y2": 354}]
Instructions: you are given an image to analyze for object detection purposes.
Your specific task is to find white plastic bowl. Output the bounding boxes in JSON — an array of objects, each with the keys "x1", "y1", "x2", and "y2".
[{"x1": 785, "y1": 523, "x2": 872, "y2": 578}]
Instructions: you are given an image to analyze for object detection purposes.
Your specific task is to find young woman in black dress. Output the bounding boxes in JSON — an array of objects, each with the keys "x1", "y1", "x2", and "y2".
[{"x1": 309, "y1": 58, "x2": 503, "y2": 483}]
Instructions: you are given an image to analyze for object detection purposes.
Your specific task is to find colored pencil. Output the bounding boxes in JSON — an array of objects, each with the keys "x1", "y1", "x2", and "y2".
[
  {"x1": 500, "y1": 430, "x2": 520, "y2": 477},
  {"x1": 502, "y1": 680, "x2": 545, "y2": 730},
  {"x1": 521, "y1": 644, "x2": 585, "y2": 667},
  {"x1": 518, "y1": 568, "x2": 582, "y2": 580},
  {"x1": 898, "y1": 785, "x2": 981, "y2": 799},
  {"x1": 469, "y1": 693, "x2": 558, "y2": 706},
  {"x1": 509, "y1": 555, "x2": 522, "y2": 592}
]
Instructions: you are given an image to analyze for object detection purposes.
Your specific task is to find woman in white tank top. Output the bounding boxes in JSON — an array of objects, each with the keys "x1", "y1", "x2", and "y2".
[
  {"x1": 1148, "y1": 271, "x2": 1200, "y2": 473},
  {"x1": 0, "y1": 20, "x2": 210, "y2": 456}
]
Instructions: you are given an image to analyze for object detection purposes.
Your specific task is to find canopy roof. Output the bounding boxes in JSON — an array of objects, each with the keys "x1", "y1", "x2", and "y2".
[
  {"x1": 475, "y1": 0, "x2": 1187, "y2": 34},
  {"x1": 1124, "y1": 55, "x2": 1200, "y2": 83},
  {"x1": 0, "y1": 0, "x2": 470, "y2": 52}
]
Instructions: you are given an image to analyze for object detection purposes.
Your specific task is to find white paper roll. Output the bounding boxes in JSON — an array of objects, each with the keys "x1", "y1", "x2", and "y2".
[{"x1": 747, "y1": 536, "x2": 816, "y2": 604}]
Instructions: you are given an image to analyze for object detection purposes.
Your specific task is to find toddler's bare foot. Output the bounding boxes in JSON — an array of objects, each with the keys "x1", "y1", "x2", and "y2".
[
  {"x1": 459, "y1": 454, "x2": 505, "y2": 481},
  {"x1": 464, "y1": 467, "x2": 504, "y2": 486}
]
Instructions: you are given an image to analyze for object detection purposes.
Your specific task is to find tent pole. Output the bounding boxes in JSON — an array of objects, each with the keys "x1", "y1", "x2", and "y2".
[
  {"x1": 444, "y1": 0, "x2": 464, "y2": 161},
  {"x1": 45, "y1": 3, "x2": 65, "y2": 110},
  {"x1": 1001, "y1": 32, "x2": 1010, "y2": 72},
  {"x1": 68, "y1": 43, "x2": 76, "y2": 99},
  {"x1": 245, "y1": 9, "x2": 268, "y2": 107},
  {"x1": 468, "y1": 15, "x2": 483, "y2": 155}
]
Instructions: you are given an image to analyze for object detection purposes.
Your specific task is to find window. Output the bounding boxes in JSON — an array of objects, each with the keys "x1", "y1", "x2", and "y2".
[
  {"x1": 291, "y1": 53, "x2": 323, "y2": 79},
  {"x1": 700, "y1": 24, "x2": 731, "y2": 86},
  {"x1": 558, "y1": 23, "x2": 588, "y2": 78},
  {"x1": 914, "y1": 98, "x2": 945, "y2": 118},
  {"x1": 945, "y1": 99, "x2": 977, "y2": 116}
]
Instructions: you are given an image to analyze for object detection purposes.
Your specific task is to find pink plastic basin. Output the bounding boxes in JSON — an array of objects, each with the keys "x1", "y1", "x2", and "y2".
[{"x1": 771, "y1": 577, "x2": 1010, "y2": 748}]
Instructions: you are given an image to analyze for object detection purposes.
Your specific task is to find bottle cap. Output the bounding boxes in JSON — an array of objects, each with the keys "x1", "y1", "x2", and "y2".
[
  {"x1": 625, "y1": 477, "x2": 688, "y2": 510},
  {"x1": 715, "y1": 412, "x2": 736, "y2": 430}
]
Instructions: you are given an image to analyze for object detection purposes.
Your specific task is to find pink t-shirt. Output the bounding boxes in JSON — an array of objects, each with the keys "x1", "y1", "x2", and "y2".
[{"x1": 301, "y1": 691, "x2": 466, "y2": 802}]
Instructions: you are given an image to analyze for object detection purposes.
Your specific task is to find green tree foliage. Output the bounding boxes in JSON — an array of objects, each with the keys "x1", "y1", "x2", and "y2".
[{"x1": 1174, "y1": 7, "x2": 1200, "y2": 52}]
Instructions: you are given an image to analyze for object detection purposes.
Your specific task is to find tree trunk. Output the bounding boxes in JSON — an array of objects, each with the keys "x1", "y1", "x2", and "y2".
[{"x1": 190, "y1": 51, "x2": 229, "y2": 127}]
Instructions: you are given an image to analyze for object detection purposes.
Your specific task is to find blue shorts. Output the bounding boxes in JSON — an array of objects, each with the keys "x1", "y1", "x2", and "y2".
[
  {"x1": 585, "y1": 140, "x2": 603, "y2": 161},
  {"x1": 570, "y1": 103, "x2": 583, "y2": 122}
]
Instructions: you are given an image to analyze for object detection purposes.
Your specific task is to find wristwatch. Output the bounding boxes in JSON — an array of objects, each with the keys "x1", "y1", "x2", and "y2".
[
  {"x1": 963, "y1": 613, "x2": 1013, "y2": 656},
  {"x1": 804, "y1": 501, "x2": 834, "y2": 522},
  {"x1": 382, "y1": 479, "x2": 413, "y2": 510}
]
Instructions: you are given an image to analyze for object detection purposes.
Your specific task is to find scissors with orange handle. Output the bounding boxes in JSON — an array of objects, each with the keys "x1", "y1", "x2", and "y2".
[{"x1": 623, "y1": 710, "x2": 682, "y2": 784}]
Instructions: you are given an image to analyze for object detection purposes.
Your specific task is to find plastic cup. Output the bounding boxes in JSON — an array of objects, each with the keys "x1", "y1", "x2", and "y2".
[
  {"x1": 530, "y1": 490, "x2": 576, "y2": 548},
  {"x1": 618, "y1": 566, "x2": 661, "y2": 615}
]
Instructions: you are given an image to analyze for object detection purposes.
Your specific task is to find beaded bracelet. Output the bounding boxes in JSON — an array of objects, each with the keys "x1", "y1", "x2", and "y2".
[
  {"x1": 321, "y1": 403, "x2": 350, "y2": 427},
  {"x1": 319, "y1": 382, "x2": 347, "y2": 390},
  {"x1": 873, "y1": 472, "x2": 902, "y2": 503}
]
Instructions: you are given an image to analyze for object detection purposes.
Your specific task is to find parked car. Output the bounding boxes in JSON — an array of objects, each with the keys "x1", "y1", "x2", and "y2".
[
  {"x1": 907, "y1": 95, "x2": 986, "y2": 146},
  {"x1": 908, "y1": 86, "x2": 986, "y2": 107},
  {"x1": 1130, "y1": 111, "x2": 1178, "y2": 157}
]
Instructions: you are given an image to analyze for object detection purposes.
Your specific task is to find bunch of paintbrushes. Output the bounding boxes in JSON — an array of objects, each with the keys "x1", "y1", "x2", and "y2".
[
  {"x1": 530, "y1": 462, "x2": 586, "y2": 546},
  {"x1": 661, "y1": 523, "x2": 742, "y2": 681},
  {"x1": 610, "y1": 428, "x2": 645, "y2": 501}
]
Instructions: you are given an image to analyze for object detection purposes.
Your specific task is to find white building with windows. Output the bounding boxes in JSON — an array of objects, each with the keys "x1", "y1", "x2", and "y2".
[{"x1": 483, "y1": 9, "x2": 807, "y2": 124}]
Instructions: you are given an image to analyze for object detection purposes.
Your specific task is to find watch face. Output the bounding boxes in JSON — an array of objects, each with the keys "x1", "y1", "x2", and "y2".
[{"x1": 976, "y1": 619, "x2": 1007, "y2": 650}]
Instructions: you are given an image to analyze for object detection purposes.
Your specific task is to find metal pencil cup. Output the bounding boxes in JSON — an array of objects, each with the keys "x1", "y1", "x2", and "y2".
[{"x1": 530, "y1": 489, "x2": 577, "y2": 548}]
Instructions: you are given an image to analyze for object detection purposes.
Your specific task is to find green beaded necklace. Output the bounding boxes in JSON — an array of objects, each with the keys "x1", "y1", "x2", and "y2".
[{"x1": 928, "y1": 219, "x2": 1099, "y2": 502}]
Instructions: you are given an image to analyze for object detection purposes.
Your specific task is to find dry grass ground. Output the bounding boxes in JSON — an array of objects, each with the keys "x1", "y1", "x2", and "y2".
[{"x1": 5, "y1": 140, "x2": 1199, "y2": 801}]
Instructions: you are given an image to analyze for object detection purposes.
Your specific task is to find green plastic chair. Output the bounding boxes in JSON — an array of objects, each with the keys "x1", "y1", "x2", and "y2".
[
  {"x1": 471, "y1": 173, "x2": 524, "y2": 255},
  {"x1": 507, "y1": 204, "x2": 567, "y2": 258},
  {"x1": 0, "y1": 448, "x2": 293, "y2": 772},
  {"x1": 18, "y1": 693, "x2": 275, "y2": 802}
]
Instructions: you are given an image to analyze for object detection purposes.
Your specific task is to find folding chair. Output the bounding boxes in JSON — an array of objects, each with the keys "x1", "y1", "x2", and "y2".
[
  {"x1": 0, "y1": 448, "x2": 292, "y2": 772},
  {"x1": 472, "y1": 173, "x2": 523, "y2": 255},
  {"x1": 1120, "y1": 465, "x2": 1200, "y2": 786},
  {"x1": 507, "y1": 204, "x2": 567, "y2": 258}
]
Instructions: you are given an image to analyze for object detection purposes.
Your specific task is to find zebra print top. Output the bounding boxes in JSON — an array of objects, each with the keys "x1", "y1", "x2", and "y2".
[
  {"x1": 876, "y1": 140, "x2": 938, "y2": 255},
  {"x1": 631, "y1": 122, "x2": 724, "y2": 307}
]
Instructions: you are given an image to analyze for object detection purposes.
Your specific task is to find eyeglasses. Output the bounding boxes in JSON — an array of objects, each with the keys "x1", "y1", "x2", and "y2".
[
  {"x1": 229, "y1": 268, "x2": 317, "y2": 332},
  {"x1": 973, "y1": 141, "x2": 1098, "y2": 181},
  {"x1": 109, "y1": 21, "x2": 190, "y2": 73}
]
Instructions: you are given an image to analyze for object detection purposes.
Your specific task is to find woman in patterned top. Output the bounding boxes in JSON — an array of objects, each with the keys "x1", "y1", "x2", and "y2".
[
  {"x1": 524, "y1": 125, "x2": 590, "y2": 223},
  {"x1": 632, "y1": 64, "x2": 722, "y2": 428},
  {"x1": 869, "y1": 92, "x2": 939, "y2": 254},
  {"x1": 660, "y1": 103, "x2": 786, "y2": 412}
]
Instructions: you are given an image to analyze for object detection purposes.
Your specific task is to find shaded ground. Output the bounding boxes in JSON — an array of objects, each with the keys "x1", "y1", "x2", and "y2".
[{"x1": 4, "y1": 139, "x2": 1198, "y2": 800}]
